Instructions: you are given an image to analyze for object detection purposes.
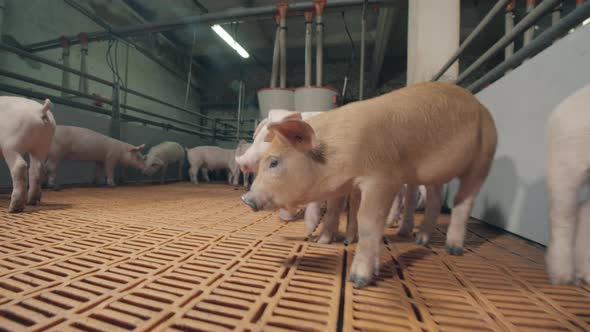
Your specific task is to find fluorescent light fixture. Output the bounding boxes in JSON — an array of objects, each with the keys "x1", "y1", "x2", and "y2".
[{"x1": 211, "y1": 24, "x2": 250, "y2": 59}]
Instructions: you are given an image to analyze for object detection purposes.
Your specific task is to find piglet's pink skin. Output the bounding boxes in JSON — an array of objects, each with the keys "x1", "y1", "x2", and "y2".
[
  {"x1": 546, "y1": 84, "x2": 590, "y2": 286},
  {"x1": 46, "y1": 125, "x2": 146, "y2": 188},
  {"x1": 0, "y1": 97, "x2": 56, "y2": 212},
  {"x1": 242, "y1": 82, "x2": 497, "y2": 288}
]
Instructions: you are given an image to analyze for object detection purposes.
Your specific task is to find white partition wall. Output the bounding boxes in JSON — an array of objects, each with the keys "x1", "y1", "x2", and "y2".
[{"x1": 446, "y1": 24, "x2": 590, "y2": 245}]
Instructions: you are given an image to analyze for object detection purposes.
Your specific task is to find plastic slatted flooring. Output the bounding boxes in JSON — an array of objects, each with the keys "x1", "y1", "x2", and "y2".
[{"x1": 0, "y1": 183, "x2": 589, "y2": 332}]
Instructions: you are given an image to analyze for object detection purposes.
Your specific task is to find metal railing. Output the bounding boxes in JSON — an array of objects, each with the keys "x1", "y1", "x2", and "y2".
[
  {"x1": 0, "y1": 42, "x2": 255, "y2": 142},
  {"x1": 433, "y1": 0, "x2": 590, "y2": 94}
]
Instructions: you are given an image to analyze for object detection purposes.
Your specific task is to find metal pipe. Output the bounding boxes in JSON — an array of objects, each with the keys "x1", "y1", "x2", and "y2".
[
  {"x1": 237, "y1": 81, "x2": 243, "y2": 141},
  {"x1": 270, "y1": 14, "x2": 280, "y2": 88},
  {"x1": 524, "y1": 0, "x2": 537, "y2": 46},
  {"x1": 304, "y1": 10, "x2": 314, "y2": 87},
  {"x1": 0, "y1": 0, "x2": 5, "y2": 37},
  {"x1": 552, "y1": 3, "x2": 562, "y2": 25},
  {"x1": 0, "y1": 68, "x2": 111, "y2": 104},
  {"x1": 123, "y1": 42, "x2": 129, "y2": 113},
  {"x1": 359, "y1": 1, "x2": 367, "y2": 100},
  {"x1": 25, "y1": 0, "x2": 382, "y2": 53},
  {"x1": 184, "y1": 28, "x2": 197, "y2": 108},
  {"x1": 110, "y1": 82, "x2": 121, "y2": 140},
  {"x1": 432, "y1": 0, "x2": 512, "y2": 81},
  {"x1": 0, "y1": 81, "x2": 212, "y2": 137},
  {"x1": 504, "y1": 1, "x2": 515, "y2": 60},
  {"x1": 0, "y1": 43, "x2": 113, "y2": 86},
  {"x1": 455, "y1": 0, "x2": 561, "y2": 85},
  {"x1": 278, "y1": 1, "x2": 288, "y2": 89},
  {"x1": 468, "y1": 1, "x2": 590, "y2": 93},
  {"x1": 60, "y1": 36, "x2": 71, "y2": 97},
  {"x1": 314, "y1": 0, "x2": 326, "y2": 86},
  {"x1": 78, "y1": 33, "x2": 89, "y2": 94}
]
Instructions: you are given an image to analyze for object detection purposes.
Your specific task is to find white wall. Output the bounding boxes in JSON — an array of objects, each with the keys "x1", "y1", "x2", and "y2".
[
  {"x1": 0, "y1": 0, "x2": 201, "y2": 125},
  {"x1": 446, "y1": 24, "x2": 590, "y2": 245}
]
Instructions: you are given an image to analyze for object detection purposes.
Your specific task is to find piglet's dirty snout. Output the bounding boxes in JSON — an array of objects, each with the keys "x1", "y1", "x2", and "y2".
[{"x1": 241, "y1": 193, "x2": 259, "y2": 212}]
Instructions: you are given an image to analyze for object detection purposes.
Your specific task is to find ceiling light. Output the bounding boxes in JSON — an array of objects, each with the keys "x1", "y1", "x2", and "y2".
[{"x1": 211, "y1": 24, "x2": 250, "y2": 59}]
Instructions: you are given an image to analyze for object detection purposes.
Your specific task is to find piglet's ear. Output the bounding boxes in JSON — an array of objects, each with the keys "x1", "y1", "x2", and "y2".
[
  {"x1": 129, "y1": 144, "x2": 145, "y2": 152},
  {"x1": 267, "y1": 119, "x2": 317, "y2": 152},
  {"x1": 253, "y1": 118, "x2": 268, "y2": 139}
]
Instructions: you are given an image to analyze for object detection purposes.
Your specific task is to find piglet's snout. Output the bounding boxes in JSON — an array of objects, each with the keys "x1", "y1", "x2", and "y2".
[{"x1": 241, "y1": 193, "x2": 259, "y2": 212}]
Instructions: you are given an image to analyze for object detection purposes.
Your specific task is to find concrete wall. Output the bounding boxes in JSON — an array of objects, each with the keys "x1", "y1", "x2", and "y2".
[
  {"x1": 0, "y1": 0, "x2": 201, "y2": 126},
  {"x1": 446, "y1": 24, "x2": 590, "y2": 246}
]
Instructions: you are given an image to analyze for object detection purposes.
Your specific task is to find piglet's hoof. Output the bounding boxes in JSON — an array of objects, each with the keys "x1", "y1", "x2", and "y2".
[
  {"x1": 8, "y1": 204, "x2": 25, "y2": 213},
  {"x1": 347, "y1": 274, "x2": 370, "y2": 289},
  {"x1": 415, "y1": 232, "x2": 430, "y2": 245},
  {"x1": 446, "y1": 246, "x2": 464, "y2": 256}
]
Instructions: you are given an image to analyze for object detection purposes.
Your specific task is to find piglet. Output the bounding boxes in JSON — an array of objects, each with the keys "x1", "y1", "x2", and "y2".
[
  {"x1": 186, "y1": 146, "x2": 240, "y2": 186},
  {"x1": 143, "y1": 141, "x2": 185, "y2": 184},
  {"x1": 546, "y1": 84, "x2": 590, "y2": 285},
  {"x1": 236, "y1": 110, "x2": 330, "y2": 232},
  {"x1": 242, "y1": 82, "x2": 497, "y2": 288},
  {"x1": 0, "y1": 97, "x2": 56, "y2": 212},
  {"x1": 46, "y1": 125, "x2": 145, "y2": 188}
]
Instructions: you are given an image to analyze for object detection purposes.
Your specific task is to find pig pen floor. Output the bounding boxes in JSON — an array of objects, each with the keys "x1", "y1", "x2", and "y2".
[{"x1": 0, "y1": 183, "x2": 589, "y2": 332}]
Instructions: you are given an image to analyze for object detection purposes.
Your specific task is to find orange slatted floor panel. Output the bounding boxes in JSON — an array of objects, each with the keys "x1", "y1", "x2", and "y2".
[{"x1": 0, "y1": 183, "x2": 588, "y2": 332}]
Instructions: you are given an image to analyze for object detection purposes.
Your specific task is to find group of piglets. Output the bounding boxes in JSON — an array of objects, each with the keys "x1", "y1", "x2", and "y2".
[
  {"x1": 237, "y1": 82, "x2": 498, "y2": 288},
  {"x1": 0, "y1": 97, "x2": 248, "y2": 213}
]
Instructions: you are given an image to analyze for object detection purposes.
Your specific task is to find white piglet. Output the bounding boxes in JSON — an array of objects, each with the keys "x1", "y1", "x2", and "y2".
[
  {"x1": 46, "y1": 125, "x2": 146, "y2": 188},
  {"x1": 143, "y1": 141, "x2": 185, "y2": 183},
  {"x1": 236, "y1": 110, "x2": 328, "y2": 232},
  {"x1": 546, "y1": 84, "x2": 590, "y2": 285},
  {"x1": 0, "y1": 97, "x2": 56, "y2": 212},
  {"x1": 186, "y1": 146, "x2": 240, "y2": 186}
]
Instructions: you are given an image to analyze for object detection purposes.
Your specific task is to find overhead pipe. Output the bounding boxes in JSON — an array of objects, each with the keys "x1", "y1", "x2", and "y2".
[
  {"x1": 78, "y1": 33, "x2": 89, "y2": 94},
  {"x1": 524, "y1": 0, "x2": 537, "y2": 47},
  {"x1": 359, "y1": 1, "x2": 367, "y2": 100},
  {"x1": 60, "y1": 36, "x2": 71, "y2": 97},
  {"x1": 455, "y1": 0, "x2": 561, "y2": 85},
  {"x1": 314, "y1": 0, "x2": 326, "y2": 86},
  {"x1": 468, "y1": 0, "x2": 590, "y2": 93},
  {"x1": 304, "y1": 9, "x2": 314, "y2": 87},
  {"x1": 432, "y1": 0, "x2": 512, "y2": 81},
  {"x1": 278, "y1": 1, "x2": 288, "y2": 89},
  {"x1": 25, "y1": 0, "x2": 383, "y2": 53},
  {"x1": 504, "y1": 0, "x2": 516, "y2": 60},
  {"x1": 270, "y1": 14, "x2": 280, "y2": 88}
]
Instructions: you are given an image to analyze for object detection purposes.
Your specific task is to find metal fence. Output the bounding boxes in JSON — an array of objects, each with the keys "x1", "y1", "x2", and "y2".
[
  {"x1": 432, "y1": 0, "x2": 590, "y2": 93},
  {"x1": 0, "y1": 42, "x2": 255, "y2": 142}
]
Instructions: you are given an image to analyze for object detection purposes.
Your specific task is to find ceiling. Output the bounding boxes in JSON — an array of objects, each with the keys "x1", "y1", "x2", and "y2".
[{"x1": 62, "y1": 0, "x2": 554, "y2": 99}]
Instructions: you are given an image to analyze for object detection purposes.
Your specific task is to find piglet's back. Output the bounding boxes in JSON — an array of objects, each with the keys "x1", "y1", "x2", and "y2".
[{"x1": 306, "y1": 82, "x2": 496, "y2": 183}]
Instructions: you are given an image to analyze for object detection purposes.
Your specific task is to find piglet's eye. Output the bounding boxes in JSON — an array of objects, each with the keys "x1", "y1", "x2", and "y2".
[{"x1": 269, "y1": 158, "x2": 279, "y2": 169}]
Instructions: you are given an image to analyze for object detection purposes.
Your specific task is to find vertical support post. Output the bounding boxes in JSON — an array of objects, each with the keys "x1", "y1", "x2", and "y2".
[
  {"x1": 278, "y1": 1, "x2": 288, "y2": 89},
  {"x1": 60, "y1": 36, "x2": 71, "y2": 97},
  {"x1": 304, "y1": 9, "x2": 314, "y2": 87},
  {"x1": 270, "y1": 14, "x2": 280, "y2": 88},
  {"x1": 184, "y1": 28, "x2": 197, "y2": 108},
  {"x1": 78, "y1": 33, "x2": 89, "y2": 94},
  {"x1": 213, "y1": 118, "x2": 218, "y2": 144},
  {"x1": 359, "y1": 1, "x2": 367, "y2": 100},
  {"x1": 123, "y1": 42, "x2": 129, "y2": 114},
  {"x1": 524, "y1": 0, "x2": 537, "y2": 46},
  {"x1": 552, "y1": 3, "x2": 562, "y2": 25},
  {"x1": 237, "y1": 81, "x2": 243, "y2": 141},
  {"x1": 314, "y1": 0, "x2": 326, "y2": 87},
  {"x1": 110, "y1": 82, "x2": 121, "y2": 140},
  {"x1": 0, "y1": 0, "x2": 5, "y2": 38},
  {"x1": 504, "y1": 1, "x2": 516, "y2": 60}
]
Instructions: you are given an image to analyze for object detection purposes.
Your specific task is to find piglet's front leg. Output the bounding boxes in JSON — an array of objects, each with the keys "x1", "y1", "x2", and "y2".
[{"x1": 348, "y1": 179, "x2": 399, "y2": 288}]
